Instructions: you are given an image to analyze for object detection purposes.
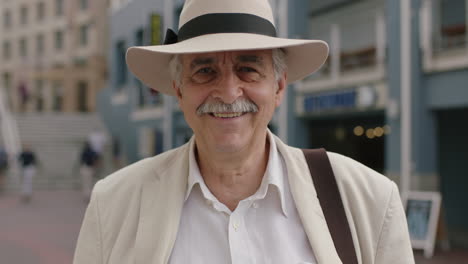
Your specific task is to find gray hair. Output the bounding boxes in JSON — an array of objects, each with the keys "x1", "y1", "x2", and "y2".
[{"x1": 169, "y1": 48, "x2": 287, "y2": 87}]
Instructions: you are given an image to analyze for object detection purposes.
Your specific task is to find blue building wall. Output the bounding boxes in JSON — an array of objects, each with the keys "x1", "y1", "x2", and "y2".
[
  {"x1": 286, "y1": 0, "x2": 312, "y2": 148},
  {"x1": 385, "y1": 0, "x2": 468, "y2": 245},
  {"x1": 426, "y1": 69, "x2": 468, "y2": 109},
  {"x1": 424, "y1": 63, "x2": 468, "y2": 246},
  {"x1": 386, "y1": 0, "x2": 403, "y2": 177},
  {"x1": 386, "y1": 0, "x2": 438, "y2": 183},
  {"x1": 98, "y1": 0, "x2": 168, "y2": 163}
]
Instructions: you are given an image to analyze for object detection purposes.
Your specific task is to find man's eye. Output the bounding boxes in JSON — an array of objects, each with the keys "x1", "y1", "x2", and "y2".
[
  {"x1": 238, "y1": 67, "x2": 256, "y2": 73},
  {"x1": 191, "y1": 67, "x2": 216, "y2": 84},
  {"x1": 196, "y1": 67, "x2": 214, "y2": 74},
  {"x1": 238, "y1": 67, "x2": 262, "y2": 82}
]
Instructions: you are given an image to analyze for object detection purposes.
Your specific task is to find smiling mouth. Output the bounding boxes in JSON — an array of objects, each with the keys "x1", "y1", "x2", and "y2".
[{"x1": 211, "y1": 112, "x2": 244, "y2": 118}]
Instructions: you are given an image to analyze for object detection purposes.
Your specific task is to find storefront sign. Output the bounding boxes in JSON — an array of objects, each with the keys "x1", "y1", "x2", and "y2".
[
  {"x1": 403, "y1": 191, "x2": 442, "y2": 258},
  {"x1": 303, "y1": 89, "x2": 356, "y2": 113},
  {"x1": 302, "y1": 85, "x2": 378, "y2": 114}
]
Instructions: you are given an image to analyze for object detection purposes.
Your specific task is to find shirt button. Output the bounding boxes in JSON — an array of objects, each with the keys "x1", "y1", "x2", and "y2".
[
  {"x1": 252, "y1": 202, "x2": 259, "y2": 209},
  {"x1": 233, "y1": 222, "x2": 239, "y2": 231},
  {"x1": 205, "y1": 199, "x2": 212, "y2": 206}
]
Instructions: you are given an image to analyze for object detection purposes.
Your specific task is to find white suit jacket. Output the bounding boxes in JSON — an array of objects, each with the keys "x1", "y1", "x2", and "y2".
[{"x1": 73, "y1": 134, "x2": 414, "y2": 264}]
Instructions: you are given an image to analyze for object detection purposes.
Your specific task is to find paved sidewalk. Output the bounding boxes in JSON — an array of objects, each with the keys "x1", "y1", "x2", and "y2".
[
  {"x1": 0, "y1": 190, "x2": 87, "y2": 264},
  {"x1": 414, "y1": 248, "x2": 468, "y2": 264},
  {"x1": 1, "y1": 190, "x2": 467, "y2": 263}
]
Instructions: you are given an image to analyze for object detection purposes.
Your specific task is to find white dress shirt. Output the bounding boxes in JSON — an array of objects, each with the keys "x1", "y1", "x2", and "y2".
[{"x1": 169, "y1": 133, "x2": 316, "y2": 264}]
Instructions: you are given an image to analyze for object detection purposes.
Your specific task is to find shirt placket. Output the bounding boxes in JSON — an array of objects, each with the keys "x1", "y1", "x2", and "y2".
[{"x1": 228, "y1": 201, "x2": 252, "y2": 264}]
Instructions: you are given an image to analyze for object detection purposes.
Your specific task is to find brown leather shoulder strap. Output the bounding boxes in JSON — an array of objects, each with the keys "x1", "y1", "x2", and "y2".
[{"x1": 302, "y1": 148, "x2": 358, "y2": 264}]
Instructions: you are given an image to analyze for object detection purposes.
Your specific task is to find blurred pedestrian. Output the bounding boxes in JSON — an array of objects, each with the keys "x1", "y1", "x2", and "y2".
[
  {"x1": 0, "y1": 147, "x2": 8, "y2": 195},
  {"x1": 18, "y1": 145, "x2": 37, "y2": 203},
  {"x1": 80, "y1": 141, "x2": 98, "y2": 202},
  {"x1": 87, "y1": 129, "x2": 107, "y2": 178},
  {"x1": 88, "y1": 129, "x2": 106, "y2": 160}
]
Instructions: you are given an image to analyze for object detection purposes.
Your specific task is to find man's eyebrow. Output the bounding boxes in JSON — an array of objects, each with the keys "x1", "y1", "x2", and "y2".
[
  {"x1": 190, "y1": 57, "x2": 215, "y2": 69},
  {"x1": 236, "y1": 55, "x2": 264, "y2": 65}
]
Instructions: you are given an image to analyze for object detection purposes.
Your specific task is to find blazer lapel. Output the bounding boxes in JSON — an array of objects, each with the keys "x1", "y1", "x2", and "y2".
[
  {"x1": 134, "y1": 135, "x2": 343, "y2": 264},
  {"x1": 275, "y1": 136, "x2": 342, "y2": 264},
  {"x1": 134, "y1": 143, "x2": 190, "y2": 264}
]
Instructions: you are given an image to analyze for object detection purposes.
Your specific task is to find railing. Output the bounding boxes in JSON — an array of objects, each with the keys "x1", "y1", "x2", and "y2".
[
  {"x1": 303, "y1": 10, "x2": 386, "y2": 90},
  {"x1": 340, "y1": 46, "x2": 377, "y2": 72},
  {"x1": 420, "y1": 0, "x2": 468, "y2": 71},
  {"x1": 437, "y1": 24, "x2": 467, "y2": 52}
]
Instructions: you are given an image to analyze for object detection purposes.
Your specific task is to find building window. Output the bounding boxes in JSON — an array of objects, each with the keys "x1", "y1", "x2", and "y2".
[
  {"x1": 2, "y1": 72, "x2": 12, "y2": 107},
  {"x1": 55, "y1": 30, "x2": 64, "y2": 51},
  {"x1": 36, "y1": 79, "x2": 44, "y2": 112},
  {"x1": 20, "y1": 6, "x2": 28, "y2": 26},
  {"x1": 37, "y1": 2, "x2": 45, "y2": 21},
  {"x1": 133, "y1": 28, "x2": 163, "y2": 107},
  {"x1": 134, "y1": 22, "x2": 162, "y2": 110},
  {"x1": 77, "y1": 81, "x2": 88, "y2": 112},
  {"x1": 134, "y1": 28, "x2": 151, "y2": 107},
  {"x1": 2, "y1": 72, "x2": 11, "y2": 90},
  {"x1": 116, "y1": 40, "x2": 127, "y2": 88},
  {"x1": 438, "y1": 0, "x2": 467, "y2": 50},
  {"x1": 137, "y1": 81, "x2": 146, "y2": 107},
  {"x1": 2, "y1": 41, "x2": 11, "y2": 61},
  {"x1": 36, "y1": 34, "x2": 44, "y2": 55},
  {"x1": 111, "y1": 136, "x2": 122, "y2": 168},
  {"x1": 135, "y1": 28, "x2": 144, "y2": 46},
  {"x1": 52, "y1": 81, "x2": 63, "y2": 111},
  {"x1": 79, "y1": 24, "x2": 89, "y2": 47},
  {"x1": 19, "y1": 38, "x2": 27, "y2": 57},
  {"x1": 79, "y1": 0, "x2": 88, "y2": 11},
  {"x1": 56, "y1": 0, "x2": 64, "y2": 16},
  {"x1": 137, "y1": 82, "x2": 162, "y2": 108},
  {"x1": 3, "y1": 10, "x2": 11, "y2": 29}
]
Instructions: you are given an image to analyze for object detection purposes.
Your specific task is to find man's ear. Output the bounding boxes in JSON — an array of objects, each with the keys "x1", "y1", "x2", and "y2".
[
  {"x1": 275, "y1": 72, "x2": 287, "y2": 107},
  {"x1": 172, "y1": 81, "x2": 183, "y2": 100}
]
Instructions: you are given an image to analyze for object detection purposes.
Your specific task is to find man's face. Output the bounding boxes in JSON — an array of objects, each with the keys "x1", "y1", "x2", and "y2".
[{"x1": 173, "y1": 49, "x2": 286, "y2": 154}]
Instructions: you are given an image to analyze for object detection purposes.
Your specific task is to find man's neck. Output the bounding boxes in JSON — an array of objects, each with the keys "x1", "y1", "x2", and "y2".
[{"x1": 195, "y1": 135, "x2": 270, "y2": 211}]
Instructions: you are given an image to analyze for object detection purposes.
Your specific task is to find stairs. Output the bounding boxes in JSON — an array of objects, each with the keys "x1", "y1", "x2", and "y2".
[{"x1": 3, "y1": 113, "x2": 109, "y2": 191}]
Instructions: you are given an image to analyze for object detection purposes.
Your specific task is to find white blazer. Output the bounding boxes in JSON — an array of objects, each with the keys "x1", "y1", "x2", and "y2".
[{"x1": 73, "y1": 133, "x2": 414, "y2": 264}]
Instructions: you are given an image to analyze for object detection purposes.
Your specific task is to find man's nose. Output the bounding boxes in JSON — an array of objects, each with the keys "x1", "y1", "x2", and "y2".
[{"x1": 211, "y1": 70, "x2": 243, "y2": 104}]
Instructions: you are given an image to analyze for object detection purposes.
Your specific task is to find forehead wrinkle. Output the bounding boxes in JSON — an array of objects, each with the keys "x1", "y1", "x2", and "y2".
[
  {"x1": 189, "y1": 57, "x2": 216, "y2": 70},
  {"x1": 236, "y1": 55, "x2": 264, "y2": 66}
]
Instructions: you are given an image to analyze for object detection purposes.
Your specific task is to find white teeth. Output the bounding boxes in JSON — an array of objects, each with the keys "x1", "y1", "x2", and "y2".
[{"x1": 212, "y1": 112, "x2": 243, "y2": 118}]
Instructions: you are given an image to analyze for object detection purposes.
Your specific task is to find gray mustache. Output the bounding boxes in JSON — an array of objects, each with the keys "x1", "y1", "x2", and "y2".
[{"x1": 196, "y1": 98, "x2": 259, "y2": 116}]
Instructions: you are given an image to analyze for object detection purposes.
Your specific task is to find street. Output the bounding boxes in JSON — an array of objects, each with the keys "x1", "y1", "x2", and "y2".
[{"x1": 0, "y1": 190, "x2": 86, "y2": 264}]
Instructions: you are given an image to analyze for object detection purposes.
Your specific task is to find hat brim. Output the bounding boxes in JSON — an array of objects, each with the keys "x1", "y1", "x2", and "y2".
[{"x1": 126, "y1": 33, "x2": 329, "y2": 96}]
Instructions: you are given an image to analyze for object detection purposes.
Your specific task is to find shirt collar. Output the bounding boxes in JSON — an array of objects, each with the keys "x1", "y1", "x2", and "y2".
[
  {"x1": 185, "y1": 130, "x2": 288, "y2": 217},
  {"x1": 185, "y1": 138, "x2": 210, "y2": 201}
]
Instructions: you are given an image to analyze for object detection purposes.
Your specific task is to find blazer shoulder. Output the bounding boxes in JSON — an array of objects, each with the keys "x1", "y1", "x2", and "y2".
[
  {"x1": 327, "y1": 151, "x2": 394, "y2": 191},
  {"x1": 326, "y1": 151, "x2": 398, "y2": 222},
  {"x1": 93, "y1": 143, "x2": 189, "y2": 196}
]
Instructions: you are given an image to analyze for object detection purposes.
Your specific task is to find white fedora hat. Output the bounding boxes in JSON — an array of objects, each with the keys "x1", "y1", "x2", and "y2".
[{"x1": 126, "y1": 0, "x2": 329, "y2": 96}]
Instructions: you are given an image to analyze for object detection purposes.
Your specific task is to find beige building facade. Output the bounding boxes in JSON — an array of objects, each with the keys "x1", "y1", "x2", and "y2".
[{"x1": 0, "y1": 0, "x2": 109, "y2": 113}]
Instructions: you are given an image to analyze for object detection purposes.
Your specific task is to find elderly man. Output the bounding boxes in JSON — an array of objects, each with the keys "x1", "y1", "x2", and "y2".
[{"x1": 74, "y1": 0, "x2": 414, "y2": 263}]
